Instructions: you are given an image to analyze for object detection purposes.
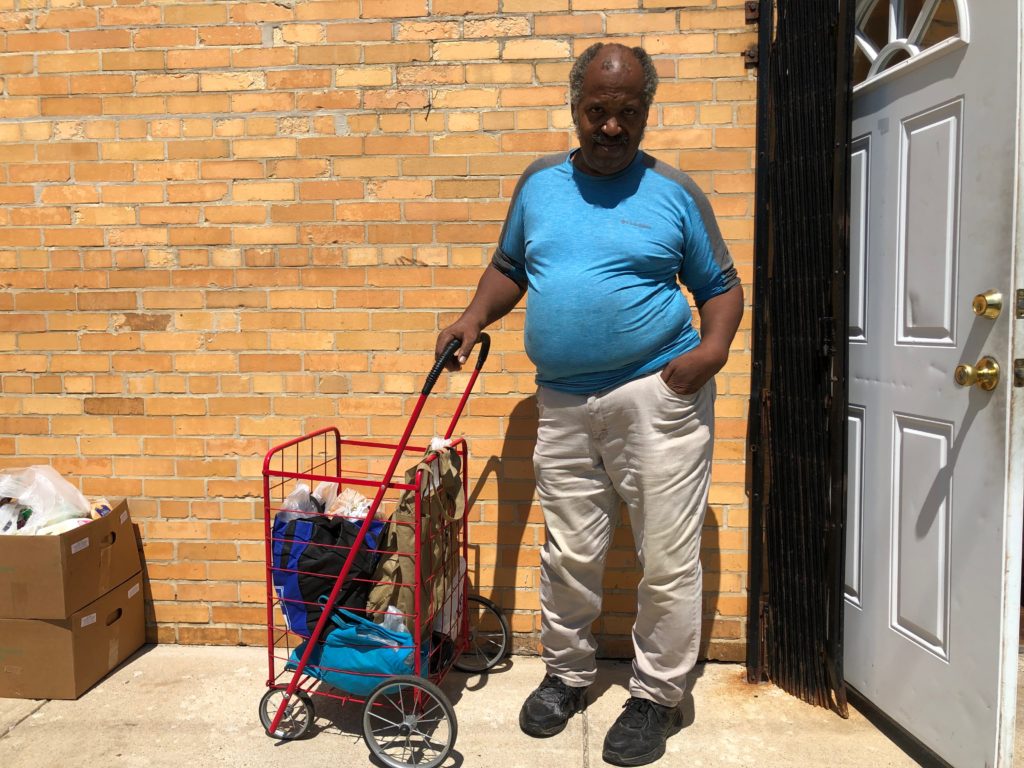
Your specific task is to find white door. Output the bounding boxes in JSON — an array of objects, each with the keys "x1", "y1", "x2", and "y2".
[{"x1": 844, "y1": 2, "x2": 1024, "y2": 766}]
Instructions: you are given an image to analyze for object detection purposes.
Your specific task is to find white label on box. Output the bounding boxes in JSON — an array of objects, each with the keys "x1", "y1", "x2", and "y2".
[
  {"x1": 128, "y1": 583, "x2": 140, "y2": 599},
  {"x1": 120, "y1": 509, "x2": 128, "y2": 524},
  {"x1": 71, "y1": 537, "x2": 90, "y2": 554},
  {"x1": 81, "y1": 613, "x2": 97, "y2": 628}
]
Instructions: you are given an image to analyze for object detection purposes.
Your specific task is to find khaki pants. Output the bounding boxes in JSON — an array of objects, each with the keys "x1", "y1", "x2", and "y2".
[{"x1": 533, "y1": 371, "x2": 715, "y2": 706}]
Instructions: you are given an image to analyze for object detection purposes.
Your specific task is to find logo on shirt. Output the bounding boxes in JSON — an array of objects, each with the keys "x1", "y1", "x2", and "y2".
[{"x1": 620, "y1": 219, "x2": 652, "y2": 230}]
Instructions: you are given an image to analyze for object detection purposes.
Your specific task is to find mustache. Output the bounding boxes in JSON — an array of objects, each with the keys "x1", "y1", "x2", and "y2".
[{"x1": 591, "y1": 134, "x2": 630, "y2": 146}]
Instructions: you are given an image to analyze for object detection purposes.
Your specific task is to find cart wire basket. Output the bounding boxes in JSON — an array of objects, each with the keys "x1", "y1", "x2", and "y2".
[{"x1": 259, "y1": 335, "x2": 511, "y2": 768}]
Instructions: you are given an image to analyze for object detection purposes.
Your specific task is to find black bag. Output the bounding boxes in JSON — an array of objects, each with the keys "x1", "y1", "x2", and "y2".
[{"x1": 271, "y1": 514, "x2": 378, "y2": 638}]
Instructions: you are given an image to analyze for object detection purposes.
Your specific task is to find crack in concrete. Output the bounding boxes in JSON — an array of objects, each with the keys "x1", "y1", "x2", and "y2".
[
  {"x1": 0, "y1": 700, "x2": 47, "y2": 740},
  {"x1": 581, "y1": 709, "x2": 591, "y2": 767}
]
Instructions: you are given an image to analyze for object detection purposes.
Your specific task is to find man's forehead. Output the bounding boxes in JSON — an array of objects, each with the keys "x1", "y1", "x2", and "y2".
[{"x1": 581, "y1": 51, "x2": 644, "y2": 97}]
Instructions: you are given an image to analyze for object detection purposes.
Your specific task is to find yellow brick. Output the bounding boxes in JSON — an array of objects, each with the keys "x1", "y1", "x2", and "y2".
[
  {"x1": 714, "y1": 126, "x2": 755, "y2": 148},
  {"x1": 680, "y1": 56, "x2": 748, "y2": 79},
  {"x1": 433, "y1": 41, "x2": 499, "y2": 61},
  {"x1": 201, "y1": 71, "x2": 266, "y2": 91},
  {"x1": 335, "y1": 66, "x2": 392, "y2": 86},
  {"x1": 234, "y1": 182, "x2": 295, "y2": 201},
  {"x1": 37, "y1": 52, "x2": 100, "y2": 73},
  {"x1": 608, "y1": 10, "x2": 677, "y2": 33},
  {"x1": 433, "y1": 0, "x2": 498, "y2": 11},
  {"x1": 395, "y1": 20, "x2": 460, "y2": 41},
  {"x1": 279, "y1": 23, "x2": 324, "y2": 44},
  {"x1": 233, "y1": 138, "x2": 297, "y2": 158},
  {"x1": 433, "y1": 88, "x2": 499, "y2": 109},
  {"x1": 503, "y1": 0, "x2": 568, "y2": 9},
  {"x1": 297, "y1": 1, "x2": 360, "y2": 21},
  {"x1": 464, "y1": 17, "x2": 531, "y2": 38},
  {"x1": 449, "y1": 112, "x2": 481, "y2": 131},
  {"x1": 680, "y1": 8, "x2": 747, "y2": 30},
  {"x1": 502, "y1": 39, "x2": 571, "y2": 60},
  {"x1": 466, "y1": 63, "x2": 534, "y2": 84},
  {"x1": 364, "y1": 42, "x2": 430, "y2": 64},
  {"x1": 397, "y1": 64, "x2": 464, "y2": 86},
  {"x1": 153, "y1": 603, "x2": 211, "y2": 623},
  {"x1": 361, "y1": 0, "x2": 427, "y2": 17},
  {"x1": 645, "y1": 33, "x2": 716, "y2": 54},
  {"x1": 535, "y1": 13, "x2": 603, "y2": 35}
]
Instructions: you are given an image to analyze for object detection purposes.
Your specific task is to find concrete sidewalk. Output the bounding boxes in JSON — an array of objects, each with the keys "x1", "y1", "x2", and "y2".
[{"x1": 0, "y1": 645, "x2": 925, "y2": 768}]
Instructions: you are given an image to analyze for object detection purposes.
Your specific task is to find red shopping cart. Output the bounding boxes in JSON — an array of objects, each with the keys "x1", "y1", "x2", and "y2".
[{"x1": 259, "y1": 335, "x2": 511, "y2": 767}]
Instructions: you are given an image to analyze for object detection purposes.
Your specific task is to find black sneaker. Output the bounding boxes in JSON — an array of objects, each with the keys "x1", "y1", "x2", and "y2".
[
  {"x1": 602, "y1": 696, "x2": 683, "y2": 766},
  {"x1": 518, "y1": 674, "x2": 588, "y2": 737}
]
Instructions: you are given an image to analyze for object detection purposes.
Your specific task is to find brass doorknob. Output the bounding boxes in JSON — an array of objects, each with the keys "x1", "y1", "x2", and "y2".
[
  {"x1": 954, "y1": 356, "x2": 1000, "y2": 390},
  {"x1": 972, "y1": 290, "x2": 1003, "y2": 318}
]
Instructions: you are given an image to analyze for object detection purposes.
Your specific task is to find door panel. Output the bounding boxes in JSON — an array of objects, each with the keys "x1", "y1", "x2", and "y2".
[
  {"x1": 845, "y1": 406, "x2": 866, "y2": 607},
  {"x1": 892, "y1": 414, "x2": 951, "y2": 657},
  {"x1": 898, "y1": 102, "x2": 960, "y2": 344},
  {"x1": 850, "y1": 137, "x2": 870, "y2": 342},
  {"x1": 845, "y1": 1, "x2": 1021, "y2": 766}
]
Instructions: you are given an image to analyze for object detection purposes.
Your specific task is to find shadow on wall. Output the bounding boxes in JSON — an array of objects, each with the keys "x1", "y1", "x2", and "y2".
[
  {"x1": 463, "y1": 395, "x2": 722, "y2": 660},
  {"x1": 465, "y1": 395, "x2": 539, "y2": 655}
]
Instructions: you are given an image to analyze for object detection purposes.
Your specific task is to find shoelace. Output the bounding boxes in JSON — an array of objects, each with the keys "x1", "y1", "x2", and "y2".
[
  {"x1": 618, "y1": 697, "x2": 659, "y2": 728},
  {"x1": 536, "y1": 675, "x2": 573, "y2": 704}
]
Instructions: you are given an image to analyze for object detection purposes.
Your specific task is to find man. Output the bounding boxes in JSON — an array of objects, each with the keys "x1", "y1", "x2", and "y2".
[{"x1": 436, "y1": 42, "x2": 743, "y2": 767}]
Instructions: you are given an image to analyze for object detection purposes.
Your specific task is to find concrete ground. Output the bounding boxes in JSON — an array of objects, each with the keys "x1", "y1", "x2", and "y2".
[{"x1": 0, "y1": 644, "x2": 935, "y2": 768}]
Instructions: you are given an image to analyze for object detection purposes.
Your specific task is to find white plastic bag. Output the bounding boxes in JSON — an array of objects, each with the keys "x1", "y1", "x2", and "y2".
[
  {"x1": 311, "y1": 481, "x2": 338, "y2": 513},
  {"x1": 328, "y1": 487, "x2": 371, "y2": 520},
  {"x1": 0, "y1": 502, "x2": 32, "y2": 535},
  {"x1": 381, "y1": 605, "x2": 409, "y2": 635},
  {"x1": 0, "y1": 466, "x2": 90, "y2": 535},
  {"x1": 275, "y1": 482, "x2": 317, "y2": 523},
  {"x1": 432, "y1": 556, "x2": 467, "y2": 638}
]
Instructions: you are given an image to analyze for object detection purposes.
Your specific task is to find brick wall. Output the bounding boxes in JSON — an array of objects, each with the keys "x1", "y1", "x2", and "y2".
[{"x1": 0, "y1": 0, "x2": 755, "y2": 661}]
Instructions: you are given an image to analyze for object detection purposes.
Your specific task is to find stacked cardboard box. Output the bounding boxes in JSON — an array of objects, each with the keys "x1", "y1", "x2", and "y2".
[{"x1": 0, "y1": 499, "x2": 145, "y2": 699}]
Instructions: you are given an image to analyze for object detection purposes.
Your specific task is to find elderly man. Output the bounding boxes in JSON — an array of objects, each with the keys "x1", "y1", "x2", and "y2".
[{"x1": 436, "y1": 42, "x2": 743, "y2": 766}]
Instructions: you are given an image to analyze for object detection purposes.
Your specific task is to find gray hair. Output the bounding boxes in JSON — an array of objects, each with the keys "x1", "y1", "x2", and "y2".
[{"x1": 569, "y1": 42, "x2": 659, "y2": 117}]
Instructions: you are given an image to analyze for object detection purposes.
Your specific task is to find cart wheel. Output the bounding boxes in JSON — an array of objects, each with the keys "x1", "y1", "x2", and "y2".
[
  {"x1": 259, "y1": 687, "x2": 314, "y2": 740},
  {"x1": 361, "y1": 675, "x2": 457, "y2": 768},
  {"x1": 453, "y1": 595, "x2": 511, "y2": 673}
]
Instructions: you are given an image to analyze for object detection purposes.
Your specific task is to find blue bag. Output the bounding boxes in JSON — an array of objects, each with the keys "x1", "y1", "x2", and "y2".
[
  {"x1": 285, "y1": 609, "x2": 425, "y2": 697},
  {"x1": 271, "y1": 514, "x2": 384, "y2": 637}
]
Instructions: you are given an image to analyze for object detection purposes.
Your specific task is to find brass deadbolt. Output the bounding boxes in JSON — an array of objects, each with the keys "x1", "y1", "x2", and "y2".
[{"x1": 972, "y1": 290, "x2": 1003, "y2": 318}]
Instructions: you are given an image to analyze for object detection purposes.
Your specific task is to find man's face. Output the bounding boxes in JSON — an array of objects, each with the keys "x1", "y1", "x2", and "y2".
[{"x1": 572, "y1": 50, "x2": 649, "y2": 176}]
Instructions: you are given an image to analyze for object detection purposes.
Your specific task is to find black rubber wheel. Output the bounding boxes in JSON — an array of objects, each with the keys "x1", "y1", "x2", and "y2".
[
  {"x1": 453, "y1": 594, "x2": 511, "y2": 673},
  {"x1": 259, "y1": 687, "x2": 314, "y2": 740},
  {"x1": 361, "y1": 675, "x2": 457, "y2": 768}
]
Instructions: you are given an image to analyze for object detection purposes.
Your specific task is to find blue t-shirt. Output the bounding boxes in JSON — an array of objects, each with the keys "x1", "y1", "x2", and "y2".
[{"x1": 492, "y1": 150, "x2": 738, "y2": 394}]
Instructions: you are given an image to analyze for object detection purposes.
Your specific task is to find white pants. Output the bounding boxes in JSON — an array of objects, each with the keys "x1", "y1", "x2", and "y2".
[{"x1": 533, "y1": 371, "x2": 715, "y2": 706}]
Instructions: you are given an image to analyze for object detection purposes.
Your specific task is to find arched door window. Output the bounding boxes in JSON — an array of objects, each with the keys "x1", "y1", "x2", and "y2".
[{"x1": 853, "y1": 0, "x2": 969, "y2": 91}]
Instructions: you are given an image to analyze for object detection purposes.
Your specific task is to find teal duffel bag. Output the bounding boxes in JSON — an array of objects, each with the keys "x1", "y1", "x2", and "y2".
[{"x1": 285, "y1": 609, "x2": 424, "y2": 697}]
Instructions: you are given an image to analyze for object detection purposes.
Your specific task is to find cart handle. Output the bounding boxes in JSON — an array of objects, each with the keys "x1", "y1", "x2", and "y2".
[{"x1": 423, "y1": 332, "x2": 490, "y2": 396}]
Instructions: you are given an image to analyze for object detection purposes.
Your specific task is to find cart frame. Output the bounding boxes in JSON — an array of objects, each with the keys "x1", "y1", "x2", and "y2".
[{"x1": 259, "y1": 335, "x2": 497, "y2": 763}]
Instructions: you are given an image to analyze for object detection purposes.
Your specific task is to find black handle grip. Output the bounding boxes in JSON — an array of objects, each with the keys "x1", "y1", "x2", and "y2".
[
  {"x1": 422, "y1": 333, "x2": 491, "y2": 396},
  {"x1": 474, "y1": 332, "x2": 491, "y2": 371}
]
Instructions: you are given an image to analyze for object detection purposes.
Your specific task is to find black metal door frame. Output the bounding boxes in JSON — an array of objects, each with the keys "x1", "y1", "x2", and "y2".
[{"x1": 746, "y1": 0, "x2": 854, "y2": 715}]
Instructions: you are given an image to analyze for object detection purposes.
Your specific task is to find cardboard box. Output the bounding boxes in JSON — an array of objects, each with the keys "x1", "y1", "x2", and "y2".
[
  {"x1": 0, "y1": 571, "x2": 145, "y2": 699},
  {"x1": 0, "y1": 499, "x2": 140, "y2": 619}
]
